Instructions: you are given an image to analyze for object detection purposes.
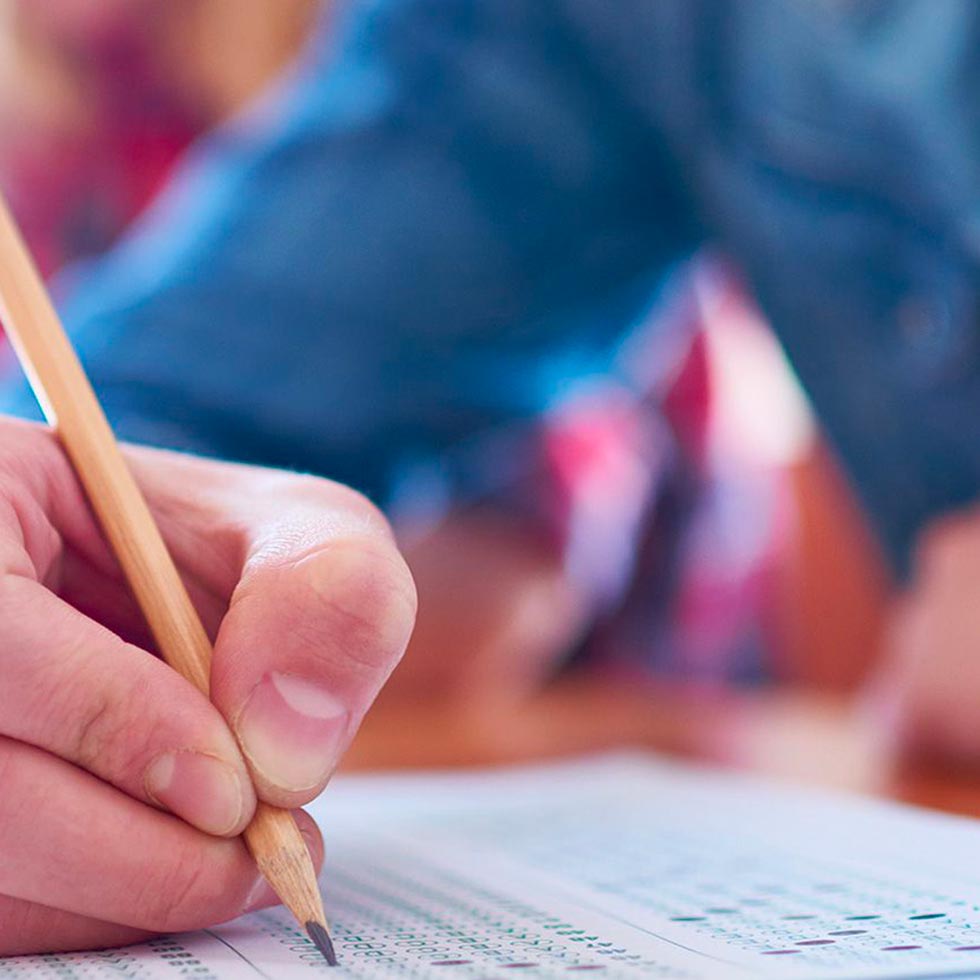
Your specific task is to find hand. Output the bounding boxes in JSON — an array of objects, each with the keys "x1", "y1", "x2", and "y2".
[
  {"x1": 349, "y1": 511, "x2": 731, "y2": 769},
  {"x1": 0, "y1": 419, "x2": 416, "y2": 955},
  {"x1": 866, "y1": 507, "x2": 980, "y2": 766}
]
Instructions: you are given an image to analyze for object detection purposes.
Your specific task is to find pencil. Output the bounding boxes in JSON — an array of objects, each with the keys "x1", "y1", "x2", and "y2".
[{"x1": 0, "y1": 193, "x2": 337, "y2": 967}]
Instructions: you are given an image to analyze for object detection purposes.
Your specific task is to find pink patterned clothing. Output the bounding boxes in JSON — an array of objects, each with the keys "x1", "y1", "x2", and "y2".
[{"x1": 390, "y1": 257, "x2": 786, "y2": 685}]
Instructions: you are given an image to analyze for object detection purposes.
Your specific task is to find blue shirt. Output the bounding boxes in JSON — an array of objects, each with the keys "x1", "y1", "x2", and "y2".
[{"x1": 3, "y1": 0, "x2": 980, "y2": 578}]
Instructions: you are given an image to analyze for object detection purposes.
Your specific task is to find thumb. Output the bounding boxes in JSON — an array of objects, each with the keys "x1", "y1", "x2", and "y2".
[{"x1": 211, "y1": 518, "x2": 416, "y2": 808}]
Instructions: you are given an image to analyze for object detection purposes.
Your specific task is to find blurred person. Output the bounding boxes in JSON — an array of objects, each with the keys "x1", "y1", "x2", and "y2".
[
  {"x1": 0, "y1": 5, "x2": 964, "y2": 744},
  {"x1": 2, "y1": 0, "x2": 980, "y2": 953},
  {"x1": 0, "y1": 0, "x2": 320, "y2": 274},
  {"x1": 2, "y1": 0, "x2": 799, "y2": 741},
  {"x1": 0, "y1": 0, "x2": 197, "y2": 275}
]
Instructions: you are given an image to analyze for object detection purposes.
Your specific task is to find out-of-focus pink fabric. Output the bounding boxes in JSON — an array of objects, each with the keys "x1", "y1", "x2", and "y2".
[
  {"x1": 0, "y1": 19, "x2": 197, "y2": 277},
  {"x1": 537, "y1": 262, "x2": 787, "y2": 684}
]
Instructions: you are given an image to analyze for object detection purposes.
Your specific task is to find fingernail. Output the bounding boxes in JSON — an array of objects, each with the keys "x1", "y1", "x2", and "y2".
[
  {"x1": 236, "y1": 672, "x2": 349, "y2": 793},
  {"x1": 145, "y1": 751, "x2": 247, "y2": 836}
]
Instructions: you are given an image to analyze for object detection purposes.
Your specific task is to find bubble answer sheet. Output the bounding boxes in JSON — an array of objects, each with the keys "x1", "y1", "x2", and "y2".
[{"x1": 8, "y1": 753, "x2": 980, "y2": 980}]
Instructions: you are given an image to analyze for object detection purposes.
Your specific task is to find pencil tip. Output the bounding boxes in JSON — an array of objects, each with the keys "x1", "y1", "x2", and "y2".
[{"x1": 306, "y1": 920, "x2": 338, "y2": 967}]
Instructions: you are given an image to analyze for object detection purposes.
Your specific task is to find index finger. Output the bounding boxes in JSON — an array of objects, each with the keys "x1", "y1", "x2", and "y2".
[{"x1": 124, "y1": 447, "x2": 418, "y2": 808}]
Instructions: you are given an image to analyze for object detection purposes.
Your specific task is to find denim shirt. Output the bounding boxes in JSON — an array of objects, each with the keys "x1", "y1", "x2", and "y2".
[{"x1": 2, "y1": 0, "x2": 979, "y2": 578}]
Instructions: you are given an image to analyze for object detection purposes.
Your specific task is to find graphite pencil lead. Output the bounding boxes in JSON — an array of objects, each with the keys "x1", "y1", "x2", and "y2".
[{"x1": 306, "y1": 920, "x2": 338, "y2": 967}]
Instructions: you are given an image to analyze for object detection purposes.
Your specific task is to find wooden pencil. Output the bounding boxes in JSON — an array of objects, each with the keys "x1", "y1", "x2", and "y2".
[{"x1": 0, "y1": 193, "x2": 336, "y2": 966}]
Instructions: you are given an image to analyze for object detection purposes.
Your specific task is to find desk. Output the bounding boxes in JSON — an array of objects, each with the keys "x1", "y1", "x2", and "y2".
[
  {"x1": 712, "y1": 692, "x2": 980, "y2": 820},
  {"x1": 346, "y1": 681, "x2": 980, "y2": 821}
]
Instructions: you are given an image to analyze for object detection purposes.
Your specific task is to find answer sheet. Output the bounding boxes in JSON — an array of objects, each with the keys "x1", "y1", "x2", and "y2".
[{"x1": 7, "y1": 753, "x2": 980, "y2": 980}]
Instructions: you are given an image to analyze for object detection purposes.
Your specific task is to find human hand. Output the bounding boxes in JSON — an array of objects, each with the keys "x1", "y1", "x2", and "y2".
[
  {"x1": 350, "y1": 511, "x2": 723, "y2": 770},
  {"x1": 0, "y1": 419, "x2": 415, "y2": 955},
  {"x1": 866, "y1": 508, "x2": 980, "y2": 766}
]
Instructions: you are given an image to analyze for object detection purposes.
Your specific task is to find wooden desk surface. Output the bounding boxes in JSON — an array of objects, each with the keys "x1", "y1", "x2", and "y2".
[
  {"x1": 711, "y1": 693, "x2": 980, "y2": 821},
  {"x1": 347, "y1": 682, "x2": 980, "y2": 823}
]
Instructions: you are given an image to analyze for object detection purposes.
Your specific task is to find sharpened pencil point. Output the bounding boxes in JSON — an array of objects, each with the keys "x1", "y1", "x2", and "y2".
[{"x1": 307, "y1": 921, "x2": 338, "y2": 967}]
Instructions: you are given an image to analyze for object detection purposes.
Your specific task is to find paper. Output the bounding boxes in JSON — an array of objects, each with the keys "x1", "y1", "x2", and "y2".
[{"x1": 6, "y1": 752, "x2": 980, "y2": 979}]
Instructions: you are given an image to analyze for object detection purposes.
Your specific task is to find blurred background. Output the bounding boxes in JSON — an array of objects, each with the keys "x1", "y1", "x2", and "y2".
[{"x1": 0, "y1": 0, "x2": 899, "y2": 767}]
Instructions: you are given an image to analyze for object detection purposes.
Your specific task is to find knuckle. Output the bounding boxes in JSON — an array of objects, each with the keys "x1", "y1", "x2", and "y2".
[
  {"x1": 0, "y1": 581, "x2": 157, "y2": 789},
  {"x1": 68, "y1": 655, "x2": 157, "y2": 780},
  {"x1": 137, "y1": 847, "x2": 209, "y2": 932},
  {"x1": 71, "y1": 693, "x2": 115, "y2": 768}
]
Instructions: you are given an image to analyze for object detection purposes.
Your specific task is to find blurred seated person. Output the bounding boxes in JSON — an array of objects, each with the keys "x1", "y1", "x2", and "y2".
[
  {"x1": 0, "y1": 0, "x2": 974, "y2": 771},
  {"x1": 0, "y1": 0, "x2": 804, "y2": 761},
  {"x1": 0, "y1": 0, "x2": 320, "y2": 276}
]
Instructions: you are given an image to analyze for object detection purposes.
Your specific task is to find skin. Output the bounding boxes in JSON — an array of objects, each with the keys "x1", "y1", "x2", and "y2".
[
  {"x1": 351, "y1": 512, "x2": 747, "y2": 770},
  {"x1": 354, "y1": 495, "x2": 976, "y2": 778},
  {"x1": 867, "y1": 507, "x2": 980, "y2": 766},
  {"x1": 0, "y1": 418, "x2": 416, "y2": 955},
  {"x1": 0, "y1": 0, "x2": 320, "y2": 134}
]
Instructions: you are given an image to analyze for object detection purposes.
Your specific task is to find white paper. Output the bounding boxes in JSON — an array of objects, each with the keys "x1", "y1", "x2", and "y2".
[{"x1": 6, "y1": 752, "x2": 980, "y2": 979}]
